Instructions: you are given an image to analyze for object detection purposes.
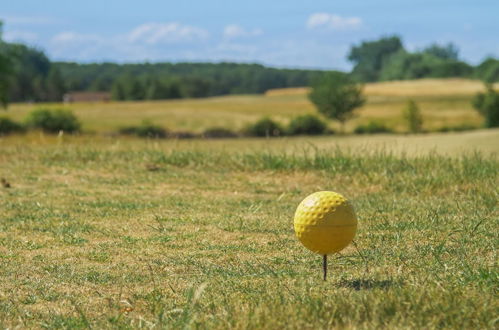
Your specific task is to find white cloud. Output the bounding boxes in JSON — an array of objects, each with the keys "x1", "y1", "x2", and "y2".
[
  {"x1": 128, "y1": 22, "x2": 209, "y2": 44},
  {"x1": 307, "y1": 13, "x2": 362, "y2": 30},
  {"x1": 49, "y1": 32, "x2": 108, "y2": 61},
  {"x1": 223, "y1": 24, "x2": 263, "y2": 39},
  {"x1": 3, "y1": 30, "x2": 38, "y2": 43}
]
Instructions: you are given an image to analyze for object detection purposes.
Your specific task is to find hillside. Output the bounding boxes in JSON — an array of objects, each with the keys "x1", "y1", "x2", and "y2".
[{"x1": 5, "y1": 78, "x2": 489, "y2": 134}]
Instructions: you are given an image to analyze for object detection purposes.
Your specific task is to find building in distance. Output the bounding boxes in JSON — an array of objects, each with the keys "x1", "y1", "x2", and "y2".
[{"x1": 63, "y1": 92, "x2": 111, "y2": 103}]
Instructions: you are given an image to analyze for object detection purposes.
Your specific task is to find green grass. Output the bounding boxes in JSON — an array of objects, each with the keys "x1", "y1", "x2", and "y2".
[{"x1": 0, "y1": 136, "x2": 497, "y2": 329}]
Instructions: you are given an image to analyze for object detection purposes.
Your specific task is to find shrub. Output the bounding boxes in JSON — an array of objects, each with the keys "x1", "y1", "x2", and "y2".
[
  {"x1": 25, "y1": 108, "x2": 81, "y2": 133},
  {"x1": 437, "y1": 124, "x2": 479, "y2": 132},
  {"x1": 0, "y1": 117, "x2": 24, "y2": 135},
  {"x1": 354, "y1": 120, "x2": 392, "y2": 134},
  {"x1": 119, "y1": 120, "x2": 168, "y2": 138},
  {"x1": 169, "y1": 131, "x2": 197, "y2": 139},
  {"x1": 472, "y1": 84, "x2": 499, "y2": 128},
  {"x1": 244, "y1": 117, "x2": 284, "y2": 137},
  {"x1": 287, "y1": 114, "x2": 328, "y2": 135},
  {"x1": 202, "y1": 127, "x2": 238, "y2": 138},
  {"x1": 403, "y1": 100, "x2": 423, "y2": 133}
]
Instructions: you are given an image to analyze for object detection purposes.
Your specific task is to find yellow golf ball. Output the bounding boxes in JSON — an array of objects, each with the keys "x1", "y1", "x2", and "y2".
[{"x1": 294, "y1": 191, "x2": 357, "y2": 255}]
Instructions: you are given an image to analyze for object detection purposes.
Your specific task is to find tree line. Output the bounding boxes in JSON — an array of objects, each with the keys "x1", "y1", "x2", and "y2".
[{"x1": 348, "y1": 35, "x2": 499, "y2": 83}]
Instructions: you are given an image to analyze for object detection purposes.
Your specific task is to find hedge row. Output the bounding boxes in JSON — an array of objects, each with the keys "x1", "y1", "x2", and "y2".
[{"x1": 2, "y1": 108, "x2": 479, "y2": 138}]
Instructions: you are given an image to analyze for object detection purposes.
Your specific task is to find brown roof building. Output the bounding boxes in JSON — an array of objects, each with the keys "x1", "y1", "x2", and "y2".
[{"x1": 63, "y1": 92, "x2": 111, "y2": 103}]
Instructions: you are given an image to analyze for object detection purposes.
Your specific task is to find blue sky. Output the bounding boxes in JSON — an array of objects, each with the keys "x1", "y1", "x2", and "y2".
[{"x1": 1, "y1": 0, "x2": 498, "y2": 70}]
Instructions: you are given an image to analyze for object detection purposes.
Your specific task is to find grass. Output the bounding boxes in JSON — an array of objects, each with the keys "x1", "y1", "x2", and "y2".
[
  {"x1": 0, "y1": 135, "x2": 497, "y2": 328},
  {"x1": 3, "y1": 78, "x2": 493, "y2": 134},
  {"x1": 0, "y1": 78, "x2": 497, "y2": 328}
]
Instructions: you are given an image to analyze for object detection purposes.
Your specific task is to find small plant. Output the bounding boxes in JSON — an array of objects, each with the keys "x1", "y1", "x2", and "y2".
[
  {"x1": 437, "y1": 123, "x2": 478, "y2": 133},
  {"x1": 354, "y1": 120, "x2": 392, "y2": 134},
  {"x1": 169, "y1": 131, "x2": 197, "y2": 139},
  {"x1": 403, "y1": 100, "x2": 423, "y2": 133},
  {"x1": 472, "y1": 84, "x2": 499, "y2": 128},
  {"x1": 0, "y1": 117, "x2": 24, "y2": 135},
  {"x1": 119, "y1": 120, "x2": 168, "y2": 138},
  {"x1": 25, "y1": 108, "x2": 81, "y2": 133},
  {"x1": 202, "y1": 127, "x2": 238, "y2": 138},
  {"x1": 244, "y1": 117, "x2": 284, "y2": 137},
  {"x1": 287, "y1": 114, "x2": 328, "y2": 135}
]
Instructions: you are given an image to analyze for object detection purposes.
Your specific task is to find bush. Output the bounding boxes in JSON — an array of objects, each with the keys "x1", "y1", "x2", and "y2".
[
  {"x1": 403, "y1": 100, "x2": 423, "y2": 133},
  {"x1": 244, "y1": 117, "x2": 284, "y2": 137},
  {"x1": 25, "y1": 108, "x2": 81, "y2": 133},
  {"x1": 437, "y1": 123, "x2": 479, "y2": 132},
  {"x1": 202, "y1": 127, "x2": 238, "y2": 138},
  {"x1": 472, "y1": 84, "x2": 499, "y2": 128},
  {"x1": 169, "y1": 131, "x2": 197, "y2": 139},
  {"x1": 287, "y1": 114, "x2": 328, "y2": 135},
  {"x1": 119, "y1": 120, "x2": 168, "y2": 138},
  {"x1": 354, "y1": 121, "x2": 392, "y2": 134},
  {"x1": 0, "y1": 117, "x2": 24, "y2": 135}
]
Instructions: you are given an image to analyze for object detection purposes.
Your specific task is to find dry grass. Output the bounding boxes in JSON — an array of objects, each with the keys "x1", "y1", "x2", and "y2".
[
  {"x1": 0, "y1": 136, "x2": 497, "y2": 328},
  {"x1": 267, "y1": 78, "x2": 499, "y2": 97},
  {"x1": 2, "y1": 129, "x2": 498, "y2": 157},
  {"x1": 3, "y1": 78, "x2": 490, "y2": 133},
  {"x1": 0, "y1": 78, "x2": 497, "y2": 328}
]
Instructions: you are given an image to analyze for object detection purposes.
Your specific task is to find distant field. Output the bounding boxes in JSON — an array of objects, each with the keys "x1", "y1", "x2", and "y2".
[
  {"x1": 266, "y1": 78, "x2": 499, "y2": 97},
  {"x1": 4, "y1": 78, "x2": 494, "y2": 133}
]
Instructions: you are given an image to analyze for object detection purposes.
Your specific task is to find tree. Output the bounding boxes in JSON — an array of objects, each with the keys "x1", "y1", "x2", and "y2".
[
  {"x1": 45, "y1": 67, "x2": 67, "y2": 102},
  {"x1": 472, "y1": 84, "x2": 499, "y2": 128},
  {"x1": 111, "y1": 80, "x2": 126, "y2": 100},
  {"x1": 474, "y1": 58, "x2": 499, "y2": 83},
  {"x1": 348, "y1": 36, "x2": 404, "y2": 82},
  {"x1": 0, "y1": 42, "x2": 51, "y2": 102},
  {"x1": 403, "y1": 100, "x2": 423, "y2": 133},
  {"x1": 308, "y1": 72, "x2": 365, "y2": 133},
  {"x1": 379, "y1": 51, "x2": 472, "y2": 81},
  {"x1": 423, "y1": 43, "x2": 459, "y2": 60},
  {"x1": 0, "y1": 21, "x2": 10, "y2": 108}
]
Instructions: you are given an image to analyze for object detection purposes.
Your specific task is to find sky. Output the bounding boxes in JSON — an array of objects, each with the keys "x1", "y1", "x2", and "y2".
[{"x1": 1, "y1": 0, "x2": 498, "y2": 70}]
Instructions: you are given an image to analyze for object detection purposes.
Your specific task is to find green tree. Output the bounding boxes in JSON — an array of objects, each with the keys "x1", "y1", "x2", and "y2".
[
  {"x1": 111, "y1": 80, "x2": 126, "y2": 100},
  {"x1": 423, "y1": 43, "x2": 459, "y2": 60},
  {"x1": 474, "y1": 58, "x2": 499, "y2": 83},
  {"x1": 127, "y1": 78, "x2": 145, "y2": 101},
  {"x1": 45, "y1": 67, "x2": 67, "y2": 102},
  {"x1": 379, "y1": 51, "x2": 472, "y2": 81},
  {"x1": 472, "y1": 84, "x2": 499, "y2": 128},
  {"x1": 308, "y1": 72, "x2": 365, "y2": 133},
  {"x1": 180, "y1": 76, "x2": 213, "y2": 98},
  {"x1": 403, "y1": 100, "x2": 423, "y2": 133},
  {"x1": 0, "y1": 42, "x2": 51, "y2": 102},
  {"x1": 348, "y1": 36, "x2": 404, "y2": 82},
  {"x1": 0, "y1": 21, "x2": 10, "y2": 108}
]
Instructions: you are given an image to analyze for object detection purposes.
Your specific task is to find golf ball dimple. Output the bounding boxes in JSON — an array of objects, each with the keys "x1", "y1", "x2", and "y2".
[{"x1": 294, "y1": 191, "x2": 357, "y2": 255}]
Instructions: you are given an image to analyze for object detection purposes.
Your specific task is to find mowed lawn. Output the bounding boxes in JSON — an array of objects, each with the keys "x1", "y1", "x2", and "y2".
[
  {"x1": 5, "y1": 78, "x2": 496, "y2": 133},
  {"x1": 0, "y1": 133, "x2": 497, "y2": 328}
]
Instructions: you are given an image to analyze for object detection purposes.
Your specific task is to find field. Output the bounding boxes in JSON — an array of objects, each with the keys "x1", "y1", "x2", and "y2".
[
  {"x1": 5, "y1": 78, "x2": 498, "y2": 133},
  {"x1": 0, "y1": 78, "x2": 498, "y2": 328}
]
